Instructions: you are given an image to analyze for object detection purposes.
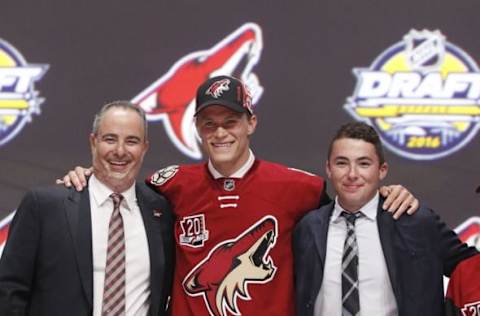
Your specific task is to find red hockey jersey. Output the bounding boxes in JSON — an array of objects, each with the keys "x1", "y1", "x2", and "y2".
[
  {"x1": 445, "y1": 254, "x2": 480, "y2": 316},
  {"x1": 147, "y1": 160, "x2": 326, "y2": 316}
]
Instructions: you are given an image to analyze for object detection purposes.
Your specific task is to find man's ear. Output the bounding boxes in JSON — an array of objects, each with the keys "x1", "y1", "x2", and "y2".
[
  {"x1": 89, "y1": 133, "x2": 96, "y2": 151},
  {"x1": 247, "y1": 114, "x2": 257, "y2": 135},
  {"x1": 325, "y1": 160, "x2": 332, "y2": 179},
  {"x1": 142, "y1": 140, "x2": 150, "y2": 155},
  {"x1": 379, "y1": 162, "x2": 389, "y2": 180}
]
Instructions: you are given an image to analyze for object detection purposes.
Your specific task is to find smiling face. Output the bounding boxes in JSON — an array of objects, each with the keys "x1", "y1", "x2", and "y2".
[
  {"x1": 326, "y1": 138, "x2": 388, "y2": 213},
  {"x1": 195, "y1": 105, "x2": 257, "y2": 176},
  {"x1": 90, "y1": 107, "x2": 149, "y2": 192}
]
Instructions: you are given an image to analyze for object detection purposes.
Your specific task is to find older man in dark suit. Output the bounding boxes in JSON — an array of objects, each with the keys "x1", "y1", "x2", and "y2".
[
  {"x1": 0, "y1": 101, "x2": 174, "y2": 316},
  {"x1": 293, "y1": 122, "x2": 478, "y2": 316}
]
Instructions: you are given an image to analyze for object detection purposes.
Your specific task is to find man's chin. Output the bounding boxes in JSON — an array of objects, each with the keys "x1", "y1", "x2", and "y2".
[
  {"x1": 107, "y1": 171, "x2": 136, "y2": 189},
  {"x1": 337, "y1": 195, "x2": 364, "y2": 211},
  {"x1": 208, "y1": 152, "x2": 234, "y2": 164},
  {"x1": 110, "y1": 170, "x2": 129, "y2": 179}
]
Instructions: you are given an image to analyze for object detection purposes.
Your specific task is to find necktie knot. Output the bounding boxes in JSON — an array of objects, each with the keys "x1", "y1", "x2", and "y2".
[
  {"x1": 341, "y1": 211, "x2": 362, "y2": 225},
  {"x1": 110, "y1": 193, "x2": 123, "y2": 209}
]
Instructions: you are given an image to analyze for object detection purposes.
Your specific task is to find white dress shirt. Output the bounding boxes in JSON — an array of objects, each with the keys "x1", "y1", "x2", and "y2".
[
  {"x1": 314, "y1": 192, "x2": 398, "y2": 316},
  {"x1": 89, "y1": 175, "x2": 151, "y2": 316}
]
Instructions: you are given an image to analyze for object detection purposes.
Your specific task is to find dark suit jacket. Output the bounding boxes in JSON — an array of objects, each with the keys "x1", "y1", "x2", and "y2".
[
  {"x1": 0, "y1": 182, "x2": 174, "y2": 316},
  {"x1": 293, "y1": 198, "x2": 478, "y2": 316}
]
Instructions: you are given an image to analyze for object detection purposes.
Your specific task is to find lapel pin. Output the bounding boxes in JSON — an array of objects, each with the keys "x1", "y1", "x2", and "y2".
[{"x1": 153, "y1": 209, "x2": 163, "y2": 217}]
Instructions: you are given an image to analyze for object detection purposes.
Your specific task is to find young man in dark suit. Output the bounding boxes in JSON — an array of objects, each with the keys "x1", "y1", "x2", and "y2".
[
  {"x1": 293, "y1": 122, "x2": 478, "y2": 316},
  {"x1": 0, "y1": 101, "x2": 174, "y2": 316}
]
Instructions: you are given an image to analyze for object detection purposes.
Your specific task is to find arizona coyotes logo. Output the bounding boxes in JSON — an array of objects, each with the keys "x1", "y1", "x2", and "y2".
[
  {"x1": 0, "y1": 212, "x2": 15, "y2": 257},
  {"x1": 150, "y1": 165, "x2": 179, "y2": 186},
  {"x1": 183, "y1": 216, "x2": 278, "y2": 316},
  {"x1": 454, "y1": 216, "x2": 480, "y2": 250},
  {"x1": 131, "y1": 22, "x2": 264, "y2": 159},
  {"x1": 206, "y1": 79, "x2": 230, "y2": 98}
]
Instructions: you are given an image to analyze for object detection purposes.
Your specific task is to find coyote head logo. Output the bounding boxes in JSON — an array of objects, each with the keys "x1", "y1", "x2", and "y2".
[
  {"x1": 0, "y1": 212, "x2": 14, "y2": 257},
  {"x1": 183, "y1": 216, "x2": 278, "y2": 316},
  {"x1": 206, "y1": 79, "x2": 230, "y2": 98},
  {"x1": 132, "y1": 23, "x2": 263, "y2": 160},
  {"x1": 454, "y1": 216, "x2": 480, "y2": 251}
]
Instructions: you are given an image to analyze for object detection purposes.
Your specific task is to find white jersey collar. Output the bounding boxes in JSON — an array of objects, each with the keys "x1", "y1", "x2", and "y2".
[{"x1": 208, "y1": 149, "x2": 255, "y2": 179}]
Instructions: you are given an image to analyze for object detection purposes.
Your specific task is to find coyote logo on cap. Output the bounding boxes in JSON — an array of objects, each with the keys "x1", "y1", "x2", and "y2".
[
  {"x1": 206, "y1": 79, "x2": 230, "y2": 98},
  {"x1": 183, "y1": 216, "x2": 278, "y2": 316}
]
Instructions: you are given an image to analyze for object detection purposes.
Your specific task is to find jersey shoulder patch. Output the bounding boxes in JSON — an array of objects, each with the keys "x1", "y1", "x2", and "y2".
[{"x1": 150, "y1": 165, "x2": 179, "y2": 186}]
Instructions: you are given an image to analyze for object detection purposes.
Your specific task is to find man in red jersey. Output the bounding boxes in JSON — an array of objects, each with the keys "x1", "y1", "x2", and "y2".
[
  {"x1": 445, "y1": 188, "x2": 480, "y2": 316},
  {"x1": 445, "y1": 254, "x2": 480, "y2": 316},
  {"x1": 61, "y1": 75, "x2": 418, "y2": 316}
]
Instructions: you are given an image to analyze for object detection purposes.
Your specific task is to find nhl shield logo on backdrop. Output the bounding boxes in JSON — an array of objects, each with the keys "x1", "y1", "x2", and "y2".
[
  {"x1": 345, "y1": 29, "x2": 480, "y2": 160},
  {"x1": 0, "y1": 39, "x2": 48, "y2": 147},
  {"x1": 405, "y1": 30, "x2": 445, "y2": 71},
  {"x1": 132, "y1": 22, "x2": 264, "y2": 160}
]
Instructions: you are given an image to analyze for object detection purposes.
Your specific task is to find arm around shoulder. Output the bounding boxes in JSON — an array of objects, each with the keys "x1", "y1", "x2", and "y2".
[{"x1": 427, "y1": 207, "x2": 479, "y2": 276}]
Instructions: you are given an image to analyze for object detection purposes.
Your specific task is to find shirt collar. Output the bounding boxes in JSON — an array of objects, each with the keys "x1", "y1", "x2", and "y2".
[
  {"x1": 331, "y1": 191, "x2": 379, "y2": 223},
  {"x1": 208, "y1": 149, "x2": 255, "y2": 179},
  {"x1": 89, "y1": 174, "x2": 137, "y2": 211}
]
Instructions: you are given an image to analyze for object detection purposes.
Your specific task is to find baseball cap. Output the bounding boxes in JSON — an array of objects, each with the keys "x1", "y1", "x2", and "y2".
[{"x1": 194, "y1": 75, "x2": 253, "y2": 116}]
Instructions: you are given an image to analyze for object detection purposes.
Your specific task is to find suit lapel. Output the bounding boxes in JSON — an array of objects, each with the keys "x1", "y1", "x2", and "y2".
[
  {"x1": 376, "y1": 199, "x2": 402, "y2": 310},
  {"x1": 136, "y1": 183, "x2": 165, "y2": 316},
  {"x1": 64, "y1": 188, "x2": 94, "y2": 308},
  {"x1": 312, "y1": 201, "x2": 335, "y2": 291}
]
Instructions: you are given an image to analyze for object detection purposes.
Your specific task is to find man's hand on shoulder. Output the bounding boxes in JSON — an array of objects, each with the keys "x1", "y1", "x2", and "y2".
[
  {"x1": 379, "y1": 185, "x2": 419, "y2": 220},
  {"x1": 55, "y1": 166, "x2": 92, "y2": 191}
]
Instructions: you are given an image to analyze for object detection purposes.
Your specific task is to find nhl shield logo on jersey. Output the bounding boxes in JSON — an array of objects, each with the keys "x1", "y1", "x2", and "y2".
[
  {"x1": 150, "y1": 165, "x2": 179, "y2": 186},
  {"x1": 223, "y1": 179, "x2": 235, "y2": 191},
  {"x1": 0, "y1": 38, "x2": 48, "y2": 147},
  {"x1": 345, "y1": 29, "x2": 480, "y2": 160},
  {"x1": 182, "y1": 216, "x2": 278, "y2": 316},
  {"x1": 179, "y1": 214, "x2": 210, "y2": 248}
]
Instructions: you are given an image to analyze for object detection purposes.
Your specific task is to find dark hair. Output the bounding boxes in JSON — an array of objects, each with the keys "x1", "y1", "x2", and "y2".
[
  {"x1": 327, "y1": 122, "x2": 385, "y2": 164},
  {"x1": 92, "y1": 100, "x2": 148, "y2": 140}
]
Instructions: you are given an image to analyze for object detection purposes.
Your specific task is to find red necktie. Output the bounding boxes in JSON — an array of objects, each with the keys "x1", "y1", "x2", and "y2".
[{"x1": 102, "y1": 193, "x2": 126, "y2": 316}]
